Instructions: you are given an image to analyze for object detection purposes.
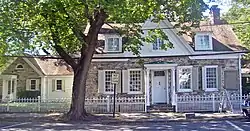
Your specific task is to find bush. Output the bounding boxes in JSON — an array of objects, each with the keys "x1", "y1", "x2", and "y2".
[{"x1": 17, "y1": 90, "x2": 41, "y2": 98}]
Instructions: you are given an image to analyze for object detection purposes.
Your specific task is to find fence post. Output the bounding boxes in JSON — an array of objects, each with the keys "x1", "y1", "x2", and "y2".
[
  {"x1": 38, "y1": 96, "x2": 41, "y2": 112},
  {"x1": 6, "y1": 98, "x2": 10, "y2": 112},
  {"x1": 107, "y1": 95, "x2": 110, "y2": 112},
  {"x1": 212, "y1": 94, "x2": 215, "y2": 112},
  {"x1": 175, "y1": 94, "x2": 178, "y2": 112}
]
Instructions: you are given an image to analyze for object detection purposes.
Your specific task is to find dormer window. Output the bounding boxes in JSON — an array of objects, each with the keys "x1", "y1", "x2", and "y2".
[
  {"x1": 104, "y1": 35, "x2": 122, "y2": 53},
  {"x1": 16, "y1": 64, "x2": 24, "y2": 70},
  {"x1": 153, "y1": 38, "x2": 164, "y2": 50},
  {"x1": 195, "y1": 33, "x2": 213, "y2": 51}
]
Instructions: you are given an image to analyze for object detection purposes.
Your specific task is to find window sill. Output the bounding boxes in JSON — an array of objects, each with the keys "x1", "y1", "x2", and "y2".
[
  {"x1": 53, "y1": 90, "x2": 64, "y2": 92},
  {"x1": 204, "y1": 88, "x2": 218, "y2": 92},
  {"x1": 127, "y1": 91, "x2": 143, "y2": 94},
  {"x1": 177, "y1": 89, "x2": 193, "y2": 93}
]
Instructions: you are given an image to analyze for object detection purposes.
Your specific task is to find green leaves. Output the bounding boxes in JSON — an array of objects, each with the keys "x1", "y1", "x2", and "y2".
[
  {"x1": 224, "y1": 1, "x2": 250, "y2": 61},
  {"x1": 0, "y1": 0, "x2": 207, "y2": 58}
]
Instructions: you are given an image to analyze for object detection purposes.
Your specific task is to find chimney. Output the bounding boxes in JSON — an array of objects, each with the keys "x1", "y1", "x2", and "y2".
[{"x1": 209, "y1": 5, "x2": 221, "y2": 25}]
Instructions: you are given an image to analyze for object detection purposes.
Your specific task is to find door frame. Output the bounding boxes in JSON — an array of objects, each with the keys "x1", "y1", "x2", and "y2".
[{"x1": 151, "y1": 70, "x2": 168, "y2": 104}]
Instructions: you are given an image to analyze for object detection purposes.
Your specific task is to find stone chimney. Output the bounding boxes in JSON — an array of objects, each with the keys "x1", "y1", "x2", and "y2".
[{"x1": 209, "y1": 5, "x2": 221, "y2": 25}]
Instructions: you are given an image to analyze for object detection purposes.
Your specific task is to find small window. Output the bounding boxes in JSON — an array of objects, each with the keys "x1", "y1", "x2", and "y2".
[
  {"x1": 16, "y1": 64, "x2": 24, "y2": 69},
  {"x1": 105, "y1": 36, "x2": 122, "y2": 52},
  {"x1": 56, "y1": 80, "x2": 62, "y2": 90},
  {"x1": 30, "y1": 80, "x2": 36, "y2": 90},
  {"x1": 195, "y1": 34, "x2": 212, "y2": 50},
  {"x1": 12, "y1": 80, "x2": 15, "y2": 93},
  {"x1": 154, "y1": 71, "x2": 165, "y2": 76},
  {"x1": 153, "y1": 38, "x2": 164, "y2": 50},
  {"x1": 8, "y1": 80, "x2": 11, "y2": 94},
  {"x1": 203, "y1": 66, "x2": 218, "y2": 91}
]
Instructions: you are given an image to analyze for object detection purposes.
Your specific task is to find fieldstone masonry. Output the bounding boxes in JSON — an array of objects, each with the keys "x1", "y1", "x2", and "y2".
[
  {"x1": 85, "y1": 56, "x2": 240, "y2": 98},
  {"x1": 1, "y1": 58, "x2": 41, "y2": 94}
]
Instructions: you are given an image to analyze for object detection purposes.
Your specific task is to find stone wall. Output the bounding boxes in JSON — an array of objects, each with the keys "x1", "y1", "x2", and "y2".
[
  {"x1": 85, "y1": 56, "x2": 240, "y2": 98},
  {"x1": 1, "y1": 58, "x2": 41, "y2": 94}
]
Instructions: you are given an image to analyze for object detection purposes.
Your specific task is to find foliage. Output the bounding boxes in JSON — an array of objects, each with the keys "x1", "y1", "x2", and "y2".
[
  {"x1": 223, "y1": 0, "x2": 250, "y2": 63},
  {"x1": 17, "y1": 90, "x2": 41, "y2": 99},
  {"x1": 0, "y1": 0, "x2": 208, "y2": 57}
]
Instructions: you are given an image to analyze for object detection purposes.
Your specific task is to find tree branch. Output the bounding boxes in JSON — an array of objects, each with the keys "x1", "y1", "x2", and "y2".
[
  {"x1": 81, "y1": 0, "x2": 93, "y2": 24},
  {"x1": 42, "y1": 12, "x2": 77, "y2": 70}
]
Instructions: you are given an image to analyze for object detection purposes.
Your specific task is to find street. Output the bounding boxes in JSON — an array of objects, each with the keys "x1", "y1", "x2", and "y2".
[{"x1": 0, "y1": 119, "x2": 250, "y2": 131}]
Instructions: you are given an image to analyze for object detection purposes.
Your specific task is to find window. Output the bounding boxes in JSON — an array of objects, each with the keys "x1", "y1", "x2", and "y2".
[
  {"x1": 154, "y1": 71, "x2": 165, "y2": 76},
  {"x1": 195, "y1": 34, "x2": 212, "y2": 50},
  {"x1": 7, "y1": 80, "x2": 11, "y2": 94},
  {"x1": 105, "y1": 36, "x2": 122, "y2": 52},
  {"x1": 11, "y1": 80, "x2": 15, "y2": 93},
  {"x1": 177, "y1": 67, "x2": 192, "y2": 92},
  {"x1": 129, "y1": 70, "x2": 142, "y2": 93},
  {"x1": 153, "y1": 38, "x2": 164, "y2": 50},
  {"x1": 56, "y1": 80, "x2": 62, "y2": 90},
  {"x1": 30, "y1": 80, "x2": 36, "y2": 90},
  {"x1": 16, "y1": 64, "x2": 24, "y2": 70},
  {"x1": 203, "y1": 66, "x2": 218, "y2": 91},
  {"x1": 104, "y1": 71, "x2": 116, "y2": 93}
]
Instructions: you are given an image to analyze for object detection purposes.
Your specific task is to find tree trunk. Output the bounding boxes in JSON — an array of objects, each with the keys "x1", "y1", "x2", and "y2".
[{"x1": 66, "y1": 66, "x2": 88, "y2": 120}]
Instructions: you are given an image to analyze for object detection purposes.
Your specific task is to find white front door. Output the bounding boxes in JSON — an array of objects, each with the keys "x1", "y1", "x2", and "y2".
[{"x1": 152, "y1": 71, "x2": 167, "y2": 104}]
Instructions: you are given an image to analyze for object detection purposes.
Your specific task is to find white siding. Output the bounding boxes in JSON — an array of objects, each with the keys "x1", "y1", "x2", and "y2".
[{"x1": 45, "y1": 76, "x2": 73, "y2": 99}]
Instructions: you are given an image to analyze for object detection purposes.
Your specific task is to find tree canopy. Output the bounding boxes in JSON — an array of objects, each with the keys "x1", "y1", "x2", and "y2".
[
  {"x1": 0, "y1": 0, "x2": 208, "y2": 120},
  {"x1": 224, "y1": 0, "x2": 250, "y2": 63}
]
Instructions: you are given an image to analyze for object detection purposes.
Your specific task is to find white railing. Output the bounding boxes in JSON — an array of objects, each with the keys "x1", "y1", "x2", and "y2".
[
  {"x1": 176, "y1": 94, "x2": 249, "y2": 112},
  {"x1": 0, "y1": 95, "x2": 145, "y2": 113}
]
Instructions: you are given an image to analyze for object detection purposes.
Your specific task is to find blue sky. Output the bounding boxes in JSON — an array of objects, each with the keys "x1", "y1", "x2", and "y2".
[{"x1": 203, "y1": 0, "x2": 232, "y2": 16}]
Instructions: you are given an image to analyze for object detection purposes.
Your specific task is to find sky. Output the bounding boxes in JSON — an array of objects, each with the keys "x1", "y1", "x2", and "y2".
[{"x1": 203, "y1": 0, "x2": 232, "y2": 16}]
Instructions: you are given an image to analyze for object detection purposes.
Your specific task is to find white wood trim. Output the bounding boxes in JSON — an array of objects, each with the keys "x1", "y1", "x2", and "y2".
[
  {"x1": 171, "y1": 68, "x2": 176, "y2": 105},
  {"x1": 92, "y1": 59, "x2": 129, "y2": 62},
  {"x1": 102, "y1": 70, "x2": 120, "y2": 94},
  {"x1": 203, "y1": 65, "x2": 219, "y2": 92},
  {"x1": 194, "y1": 32, "x2": 213, "y2": 51},
  {"x1": 23, "y1": 58, "x2": 44, "y2": 76},
  {"x1": 144, "y1": 69, "x2": 150, "y2": 106},
  {"x1": 176, "y1": 66, "x2": 193, "y2": 92},
  {"x1": 104, "y1": 35, "x2": 122, "y2": 53},
  {"x1": 29, "y1": 79, "x2": 40, "y2": 91},
  {"x1": 127, "y1": 69, "x2": 143, "y2": 94},
  {"x1": 189, "y1": 53, "x2": 239, "y2": 59}
]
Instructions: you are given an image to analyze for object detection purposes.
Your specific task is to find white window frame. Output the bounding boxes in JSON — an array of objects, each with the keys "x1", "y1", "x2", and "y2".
[
  {"x1": 128, "y1": 69, "x2": 143, "y2": 94},
  {"x1": 15, "y1": 64, "x2": 24, "y2": 70},
  {"x1": 195, "y1": 32, "x2": 213, "y2": 51},
  {"x1": 152, "y1": 38, "x2": 164, "y2": 51},
  {"x1": 202, "y1": 65, "x2": 218, "y2": 92},
  {"x1": 104, "y1": 35, "x2": 122, "y2": 53},
  {"x1": 103, "y1": 70, "x2": 117, "y2": 94},
  {"x1": 30, "y1": 79, "x2": 38, "y2": 90},
  {"x1": 177, "y1": 66, "x2": 193, "y2": 92},
  {"x1": 55, "y1": 79, "x2": 63, "y2": 91}
]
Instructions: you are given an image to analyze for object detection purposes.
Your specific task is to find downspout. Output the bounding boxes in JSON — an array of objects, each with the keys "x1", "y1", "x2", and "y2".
[{"x1": 239, "y1": 53, "x2": 243, "y2": 110}]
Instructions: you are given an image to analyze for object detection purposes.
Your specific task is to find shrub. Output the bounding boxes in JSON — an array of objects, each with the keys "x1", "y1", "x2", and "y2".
[{"x1": 17, "y1": 90, "x2": 41, "y2": 98}]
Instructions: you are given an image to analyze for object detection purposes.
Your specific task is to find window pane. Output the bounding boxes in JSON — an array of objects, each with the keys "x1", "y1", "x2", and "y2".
[
  {"x1": 105, "y1": 71, "x2": 116, "y2": 92},
  {"x1": 129, "y1": 70, "x2": 141, "y2": 92},
  {"x1": 178, "y1": 68, "x2": 191, "y2": 89},
  {"x1": 107, "y1": 38, "x2": 119, "y2": 51},
  {"x1": 30, "y1": 80, "x2": 36, "y2": 90},
  {"x1": 8, "y1": 80, "x2": 11, "y2": 94},
  {"x1": 154, "y1": 71, "x2": 165, "y2": 76},
  {"x1": 197, "y1": 35, "x2": 210, "y2": 50},
  {"x1": 153, "y1": 38, "x2": 163, "y2": 50},
  {"x1": 57, "y1": 80, "x2": 62, "y2": 90},
  {"x1": 12, "y1": 80, "x2": 15, "y2": 93},
  {"x1": 206, "y1": 67, "x2": 217, "y2": 88}
]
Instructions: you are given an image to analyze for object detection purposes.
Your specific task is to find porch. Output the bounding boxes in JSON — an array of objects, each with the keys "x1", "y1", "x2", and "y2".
[
  {"x1": 0, "y1": 75, "x2": 17, "y2": 101},
  {"x1": 144, "y1": 62, "x2": 177, "y2": 107}
]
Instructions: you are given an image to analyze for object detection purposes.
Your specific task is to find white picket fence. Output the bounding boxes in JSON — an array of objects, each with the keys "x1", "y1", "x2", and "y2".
[
  {"x1": 0, "y1": 95, "x2": 145, "y2": 113},
  {"x1": 176, "y1": 94, "x2": 248, "y2": 113}
]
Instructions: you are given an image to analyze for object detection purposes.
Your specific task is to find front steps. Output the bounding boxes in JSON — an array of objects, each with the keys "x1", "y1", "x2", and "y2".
[{"x1": 148, "y1": 103, "x2": 175, "y2": 113}]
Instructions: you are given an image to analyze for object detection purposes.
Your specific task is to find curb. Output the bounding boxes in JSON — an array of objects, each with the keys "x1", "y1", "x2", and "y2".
[{"x1": 80, "y1": 115, "x2": 246, "y2": 124}]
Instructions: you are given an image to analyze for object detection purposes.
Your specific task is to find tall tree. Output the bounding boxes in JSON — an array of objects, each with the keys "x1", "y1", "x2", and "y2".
[
  {"x1": 0, "y1": 0, "x2": 207, "y2": 120},
  {"x1": 224, "y1": 0, "x2": 250, "y2": 65}
]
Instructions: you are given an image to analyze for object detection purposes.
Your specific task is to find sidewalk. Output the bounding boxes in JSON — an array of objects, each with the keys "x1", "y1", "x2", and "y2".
[{"x1": 0, "y1": 112, "x2": 244, "y2": 123}]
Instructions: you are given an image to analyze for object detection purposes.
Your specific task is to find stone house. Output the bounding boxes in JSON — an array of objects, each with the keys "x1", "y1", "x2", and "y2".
[{"x1": 0, "y1": 6, "x2": 247, "y2": 110}]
